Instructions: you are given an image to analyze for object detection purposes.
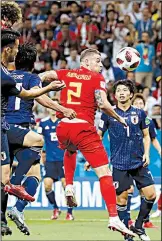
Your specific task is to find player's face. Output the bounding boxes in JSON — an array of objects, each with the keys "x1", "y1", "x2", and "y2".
[
  {"x1": 7, "y1": 39, "x2": 19, "y2": 62},
  {"x1": 87, "y1": 54, "x2": 103, "y2": 73},
  {"x1": 133, "y1": 98, "x2": 145, "y2": 109},
  {"x1": 115, "y1": 85, "x2": 133, "y2": 103}
]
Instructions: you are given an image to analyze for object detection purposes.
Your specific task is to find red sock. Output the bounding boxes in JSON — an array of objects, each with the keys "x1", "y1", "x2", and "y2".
[
  {"x1": 64, "y1": 150, "x2": 76, "y2": 186},
  {"x1": 158, "y1": 193, "x2": 162, "y2": 211},
  {"x1": 99, "y1": 176, "x2": 117, "y2": 217}
]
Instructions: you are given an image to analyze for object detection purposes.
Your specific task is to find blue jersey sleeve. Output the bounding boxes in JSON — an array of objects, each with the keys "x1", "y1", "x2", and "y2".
[
  {"x1": 98, "y1": 113, "x2": 109, "y2": 133},
  {"x1": 140, "y1": 110, "x2": 150, "y2": 130},
  {"x1": 149, "y1": 119, "x2": 157, "y2": 139},
  {"x1": 37, "y1": 121, "x2": 44, "y2": 135},
  {"x1": 29, "y1": 74, "x2": 42, "y2": 89}
]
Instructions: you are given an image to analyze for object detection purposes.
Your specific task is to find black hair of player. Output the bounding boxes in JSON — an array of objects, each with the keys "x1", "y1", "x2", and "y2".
[
  {"x1": 15, "y1": 43, "x2": 37, "y2": 71},
  {"x1": 1, "y1": 29, "x2": 21, "y2": 48},
  {"x1": 1, "y1": 1, "x2": 22, "y2": 25},
  {"x1": 113, "y1": 79, "x2": 136, "y2": 97}
]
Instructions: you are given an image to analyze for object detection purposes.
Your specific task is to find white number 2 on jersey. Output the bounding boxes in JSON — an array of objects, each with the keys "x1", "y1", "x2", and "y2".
[
  {"x1": 15, "y1": 83, "x2": 23, "y2": 110},
  {"x1": 50, "y1": 132, "x2": 58, "y2": 141}
]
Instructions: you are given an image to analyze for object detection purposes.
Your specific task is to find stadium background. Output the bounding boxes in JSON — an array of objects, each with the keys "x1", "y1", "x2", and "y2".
[{"x1": 9, "y1": 0, "x2": 161, "y2": 211}]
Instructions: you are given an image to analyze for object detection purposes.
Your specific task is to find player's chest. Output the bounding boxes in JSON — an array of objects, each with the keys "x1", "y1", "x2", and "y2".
[
  {"x1": 43, "y1": 125, "x2": 58, "y2": 141},
  {"x1": 109, "y1": 112, "x2": 141, "y2": 136}
]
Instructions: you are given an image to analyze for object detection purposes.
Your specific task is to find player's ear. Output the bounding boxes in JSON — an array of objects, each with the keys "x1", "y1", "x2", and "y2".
[
  {"x1": 130, "y1": 93, "x2": 133, "y2": 99},
  {"x1": 5, "y1": 46, "x2": 12, "y2": 55}
]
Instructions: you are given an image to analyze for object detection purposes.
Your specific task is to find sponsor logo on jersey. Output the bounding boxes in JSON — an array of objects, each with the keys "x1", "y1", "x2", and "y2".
[
  {"x1": 131, "y1": 115, "x2": 139, "y2": 124},
  {"x1": 45, "y1": 126, "x2": 50, "y2": 130},
  {"x1": 66, "y1": 72, "x2": 91, "y2": 80}
]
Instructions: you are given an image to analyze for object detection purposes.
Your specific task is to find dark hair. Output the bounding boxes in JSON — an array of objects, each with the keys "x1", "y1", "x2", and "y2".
[
  {"x1": 132, "y1": 93, "x2": 146, "y2": 105},
  {"x1": 1, "y1": 1, "x2": 22, "y2": 25},
  {"x1": 15, "y1": 43, "x2": 37, "y2": 71},
  {"x1": 113, "y1": 79, "x2": 136, "y2": 96},
  {"x1": 1, "y1": 29, "x2": 21, "y2": 48}
]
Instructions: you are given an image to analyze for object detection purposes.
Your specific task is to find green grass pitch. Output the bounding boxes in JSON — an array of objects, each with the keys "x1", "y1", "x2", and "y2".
[{"x1": 2, "y1": 210, "x2": 161, "y2": 240}]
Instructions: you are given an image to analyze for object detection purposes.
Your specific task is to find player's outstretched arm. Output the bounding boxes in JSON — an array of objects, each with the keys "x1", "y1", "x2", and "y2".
[
  {"x1": 95, "y1": 90, "x2": 127, "y2": 127},
  {"x1": 18, "y1": 81, "x2": 65, "y2": 100},
  {"x1": 151, "y1": 138, "x2": 161, "y2": 157},
  {"x1": 36, "y1": 94, "x2": 76, "y2": 119}
]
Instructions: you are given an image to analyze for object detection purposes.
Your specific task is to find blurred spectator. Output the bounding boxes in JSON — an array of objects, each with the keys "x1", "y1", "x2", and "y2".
[
  {"x1": 128, "y1": 2, "x2": 142, "y2": 24},
  {"x1": 90, "y1": 3, "x2": 104, "y2": 31},
  {"x1": 56, "y1": 22, "x2": 78, "y2": 56},
  {"x1": 46, "y1": 2, "x2": 60, "y2": 29},
  {"x1": 58, "y1": 58, "x2": 68, "y2": 69},
  {"x1": 50, "y1": 49, "x2": 60, "y2": 70},
  {"x1": 135, "y1": 32, "x2": 156, "y2": 88},
  {"x1": 112, "y1": 19, "x2": 130, "y2": 66},
  {"x1": 135, "y1": 7, "x2": 156, "y2": 42},
  {"x1": 102, "y1": 57, "x2": 115, "y2": 83},
  {"x1": 41, "y1": 29, "x2": 55, "y2": 51},
  {"x1": 100, "y1": 10, "x2": 116, "y2": 57},
  {"x1": 151, "y1": 104, "x2": 161, "y2": 129},
  {"x1": 77, "y1": 12, "x2": 99, "y2": 48},
  {"x1": 66, "y1": 48, "x2": 80, "y2": 69},
  {"x1": 68, "y1": 1, "x2": 80, "y2": 25},
  {"x1": 28, "y1": 3, "x2": 47, "y2": 30},
  {"x1": 142, "y1": 87, "x2": 157, "y2": 116}
]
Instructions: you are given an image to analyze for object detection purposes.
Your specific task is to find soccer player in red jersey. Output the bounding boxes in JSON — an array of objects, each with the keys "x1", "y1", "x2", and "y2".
[{"x1": 40, "y1": 48, "x2": 135, "y2": 238}]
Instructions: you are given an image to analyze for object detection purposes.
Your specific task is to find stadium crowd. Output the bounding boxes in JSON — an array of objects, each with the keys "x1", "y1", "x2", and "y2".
[{"x1": 13, "y1": 0, "x2": 161, "y2": 126}]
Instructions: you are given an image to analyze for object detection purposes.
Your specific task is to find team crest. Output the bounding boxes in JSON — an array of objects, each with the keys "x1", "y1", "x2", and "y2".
[{"x1": 131, "y1": 115, "x2": 139, "y2": 124}]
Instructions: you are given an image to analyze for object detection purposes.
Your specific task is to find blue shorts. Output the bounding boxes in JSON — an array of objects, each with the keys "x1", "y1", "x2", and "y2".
[
  {"x1": 1, "y1": 129, "x2": 10, "y2": 166},
  {"x1": 113, "y1": 166, "x2": 155, "y2": 195},
  {"x1": 7, "y1": 124, "x2": 30, "y2": 148},
  {"x1": 44, "y1": 161, "x2": 64, "y2": 181}
]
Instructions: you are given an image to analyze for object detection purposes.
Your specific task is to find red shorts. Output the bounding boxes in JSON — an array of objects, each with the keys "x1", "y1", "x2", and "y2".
[{"x1": 56, "y1": 122, "x2": 109, "y2": 168}]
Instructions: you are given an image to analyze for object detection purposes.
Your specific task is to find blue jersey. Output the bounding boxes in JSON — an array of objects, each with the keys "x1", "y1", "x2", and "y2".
[
  {"x1": 1, "y1": 65, "x2": 21, "y2": 129},
  {"x1": 5, "y1": 70, "x2": 41, "y2": 124},
  {"x1": 37, "y1": 117, "x2": 64, "y2": 162},
  {"x1": 99, "y1": 106, "x2": 149, "y2": 170}
]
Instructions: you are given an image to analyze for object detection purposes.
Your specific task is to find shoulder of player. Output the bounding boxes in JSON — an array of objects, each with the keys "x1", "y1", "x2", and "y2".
[
  {"x1": 40, "y1": 116, "x2": 50, "y2": 123},
  {"x1": 131, "y1": 105, "x2": 145, "y2": 115}
]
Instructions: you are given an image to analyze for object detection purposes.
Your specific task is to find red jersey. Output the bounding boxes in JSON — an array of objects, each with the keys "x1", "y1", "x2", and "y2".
[{"x1": 56, "y1": 67, "x2": 106, "y2": 125}]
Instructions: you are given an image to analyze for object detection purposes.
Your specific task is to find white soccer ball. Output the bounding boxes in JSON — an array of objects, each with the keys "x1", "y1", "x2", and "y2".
[{"x1": 116, "y1": 47, "x2": 141, "y2": 71}]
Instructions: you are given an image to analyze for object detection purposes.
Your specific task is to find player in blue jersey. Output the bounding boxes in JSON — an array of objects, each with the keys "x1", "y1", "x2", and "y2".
[
  {"x1": 97, "y1": 80, "x2": 156, "y2": 241},
  {"x1": 38, "y1": 104, "x2": 74, "y2": 221},
  {"x1": 126, "y1": 93, "x2": 161, "y2": 229},
  {"x1": 1, "y1": 29, "x2": 65, "y2": 236},
  {"x1": 6, "y1": 43, "x2": 76, "y2": 235}
]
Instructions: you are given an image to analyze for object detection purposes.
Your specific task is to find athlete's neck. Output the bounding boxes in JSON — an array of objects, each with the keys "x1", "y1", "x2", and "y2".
[
  {"x1": 1, "y1": 54, "x2": 9, "y2": 68},
  {"x1": 50, "y1": 115, "x2": 57, "y2": 122},
  {"x1": 80, "y1": 64, "x2": 91, "y2": 71},
  {"x1": 117, "y1": 101, "x2": 131, "y2": 112}
]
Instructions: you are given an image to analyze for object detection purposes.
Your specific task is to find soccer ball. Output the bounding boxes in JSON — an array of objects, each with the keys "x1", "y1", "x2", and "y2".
[{"x1": 116, "y1": 47, "x2": 141, "y2": 71}]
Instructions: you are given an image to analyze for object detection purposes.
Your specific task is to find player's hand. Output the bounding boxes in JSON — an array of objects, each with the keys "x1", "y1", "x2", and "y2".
[
  {"x1": 63, "y1": 108, "x2": 77, "y2": 119},
  {"x1": 143, "y1": 153, "x2": 150, "y2": 167},
  {"x1": 48, "y1": 80, "x2": 66, "y2": 91},
  {"x1": 84, "y1": 161, "x2": 91, "y2": 171},
  {"x1": 119, "y1": 117, "x2": 127, "y2": 127}
]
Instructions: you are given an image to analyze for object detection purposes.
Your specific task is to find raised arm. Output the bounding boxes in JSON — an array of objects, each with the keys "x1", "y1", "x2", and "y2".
[
  {"x1": 95, "y1": 89, "x2": 127, "y2": 126},
  {"x1": 17, "y1": 81, "x2": 65, "y2": 100}
]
